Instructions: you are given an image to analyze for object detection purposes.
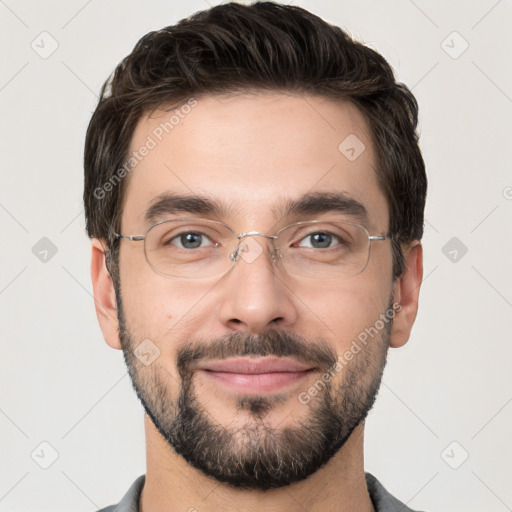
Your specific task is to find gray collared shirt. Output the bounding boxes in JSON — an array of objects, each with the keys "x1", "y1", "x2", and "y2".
[{"x1": 95, "y1": 472, "x2": 426, "y2": 511}]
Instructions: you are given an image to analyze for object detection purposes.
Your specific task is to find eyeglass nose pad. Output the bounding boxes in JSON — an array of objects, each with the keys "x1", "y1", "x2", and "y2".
[
  {"x1": 229, "y1": 235, "x2": 279, "y2": 265},
  {"x1": 229, "y1": 248, "x2": 239, "y2": 262}
]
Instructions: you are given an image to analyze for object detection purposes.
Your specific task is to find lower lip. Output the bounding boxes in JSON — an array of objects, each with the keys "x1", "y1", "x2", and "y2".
[{"x1": 199, "y1": 369, "x2": 314, "y2": 394}]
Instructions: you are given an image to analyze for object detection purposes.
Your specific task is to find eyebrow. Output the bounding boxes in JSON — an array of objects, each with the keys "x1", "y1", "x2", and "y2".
[{"x1": 143, "y1": 191, "x2": 369, "y2": 228}]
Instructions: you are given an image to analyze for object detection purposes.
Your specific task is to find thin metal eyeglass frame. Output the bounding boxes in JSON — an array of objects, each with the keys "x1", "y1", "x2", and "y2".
[{"x1": 111, "y1": 218, "x2": 391, "y2": 280}]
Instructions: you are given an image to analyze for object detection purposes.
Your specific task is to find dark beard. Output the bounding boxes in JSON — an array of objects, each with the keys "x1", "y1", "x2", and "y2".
[{"x1": 114, "y1": 278, "x2": 390, "y2": 490}]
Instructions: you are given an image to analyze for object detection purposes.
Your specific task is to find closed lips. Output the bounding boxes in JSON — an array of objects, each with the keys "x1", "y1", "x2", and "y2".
[{"x1": 198, "y1": 357, "x2": 314, "y2": 374}]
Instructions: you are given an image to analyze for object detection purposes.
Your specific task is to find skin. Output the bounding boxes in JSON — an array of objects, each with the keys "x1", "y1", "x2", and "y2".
[{"x1": 90, "y1": 92, "x2": 423, "y2": 512}]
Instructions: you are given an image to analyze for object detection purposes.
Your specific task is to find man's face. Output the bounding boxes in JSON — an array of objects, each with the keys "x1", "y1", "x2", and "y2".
[{"x1": 114, "y1": 93, "x2": 395, "y2": 489}]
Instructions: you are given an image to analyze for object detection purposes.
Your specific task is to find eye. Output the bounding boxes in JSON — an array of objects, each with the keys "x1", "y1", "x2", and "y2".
[
  {"x1": 295, "y1": 231, "x2": 344, "y2": 249},
  {"x1": 293, "y1": 231, "x2": 350, "y2": 249},
  {"x1": 167, "y1": 231, "x2": 213, "y2": 249}
]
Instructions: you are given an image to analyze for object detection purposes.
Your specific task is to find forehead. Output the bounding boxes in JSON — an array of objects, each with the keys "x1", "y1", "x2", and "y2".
[{"x1": 121, "y1": 92, "x2": 388, "y2": 232}]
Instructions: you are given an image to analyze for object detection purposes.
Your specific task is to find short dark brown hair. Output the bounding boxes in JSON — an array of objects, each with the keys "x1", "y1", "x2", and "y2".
[{"x1": 84, "y1": 1, "x2": 427, "y2": 281}]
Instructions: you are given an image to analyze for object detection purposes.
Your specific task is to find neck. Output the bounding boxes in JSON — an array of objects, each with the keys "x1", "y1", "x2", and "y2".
[{"x1": 139, "y1": 414, "x2": 374, "y2": 512}]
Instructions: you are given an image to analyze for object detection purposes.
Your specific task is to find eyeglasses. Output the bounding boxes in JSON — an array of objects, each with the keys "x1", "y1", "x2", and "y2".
[{"x1": 112, "y1": 217, "x2": 391, "y2": 281}]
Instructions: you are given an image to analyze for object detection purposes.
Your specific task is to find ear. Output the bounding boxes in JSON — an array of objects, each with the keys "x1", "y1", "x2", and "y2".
[
  {"x1": 90, "y1": 238, "x2": 122, "y2": 350},
  {"x1": 389, "y1": 241, "x2": 423, "y2": 348}
]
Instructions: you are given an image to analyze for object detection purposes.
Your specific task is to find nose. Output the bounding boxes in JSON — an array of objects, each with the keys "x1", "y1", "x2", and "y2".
[{"x1": 217, "y1": 235, "x2": 298, "y2": 334}]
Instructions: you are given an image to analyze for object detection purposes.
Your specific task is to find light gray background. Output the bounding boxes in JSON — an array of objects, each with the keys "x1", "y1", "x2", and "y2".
[{"x1": 1, "y1": 1, "x2": 511, "y2": 511}]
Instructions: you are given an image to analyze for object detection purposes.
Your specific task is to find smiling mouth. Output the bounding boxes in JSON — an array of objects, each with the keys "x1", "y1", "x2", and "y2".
[{"x1": 197, "y1": 356, "x2": 316, "y2": 394}]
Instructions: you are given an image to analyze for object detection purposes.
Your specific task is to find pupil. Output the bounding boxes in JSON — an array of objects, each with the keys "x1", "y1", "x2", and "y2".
[
  {"x1": 181, "y1": 233, "x2": 202, "y2": 248},
  {"x1": 311, "y1": 233, "x2": 331, "y2": 248}
]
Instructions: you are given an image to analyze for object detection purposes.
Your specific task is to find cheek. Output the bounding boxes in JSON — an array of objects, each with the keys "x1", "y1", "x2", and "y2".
[
  {"x1": 298, "y1": 277, "x2": 391, "y2": 351},
  {"x1": 119, "y1": 255, "x2": 220, "y2": 351}
]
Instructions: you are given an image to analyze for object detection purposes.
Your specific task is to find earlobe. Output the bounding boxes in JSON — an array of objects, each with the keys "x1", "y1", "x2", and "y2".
[
  {"x1": 90, "y1": 238, "x2": 122, "y2": 350},
  {"x1": 389, "y1": 241, "x2": 423, "y2": 348}
]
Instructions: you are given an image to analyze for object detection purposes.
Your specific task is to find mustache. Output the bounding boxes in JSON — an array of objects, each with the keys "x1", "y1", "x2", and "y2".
[{"x1": 176, "y1": 330, "x2": 337, "y2": 378}]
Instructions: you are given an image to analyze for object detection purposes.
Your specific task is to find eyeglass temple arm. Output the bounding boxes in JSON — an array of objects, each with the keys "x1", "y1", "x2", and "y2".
[
  {"x1": 369, "y1": 235, "x2": 392, "y2": 242},
  {"x1": 111, "y1": 233, "x2": 145, "y2": 241}
]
